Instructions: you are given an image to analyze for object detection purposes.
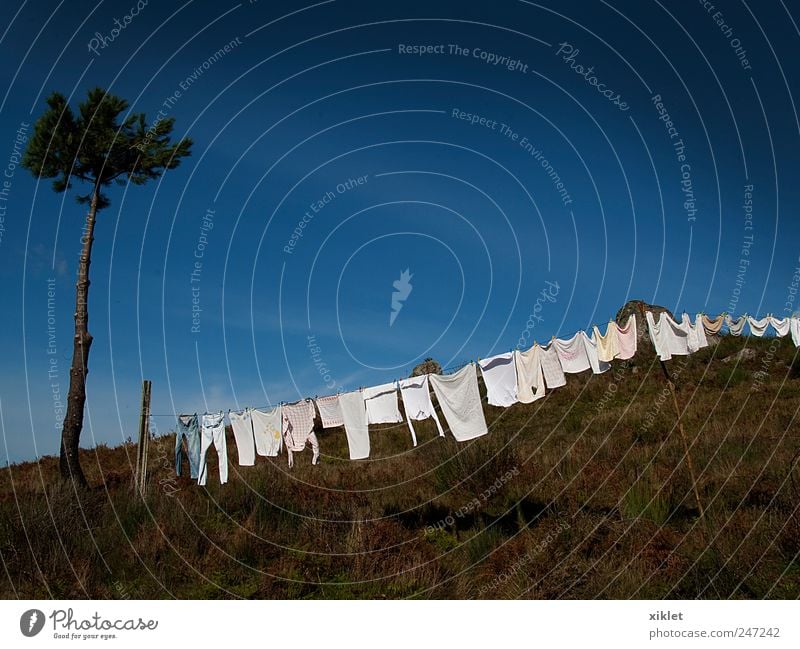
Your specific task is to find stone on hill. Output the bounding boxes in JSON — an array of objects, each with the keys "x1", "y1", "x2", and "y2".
[{"x1": 411, "y1": 358, "x2": 442, "y2": 377}]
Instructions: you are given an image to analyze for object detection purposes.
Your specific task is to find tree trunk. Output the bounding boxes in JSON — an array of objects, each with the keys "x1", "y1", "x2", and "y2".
[{"x1": 59, "y1": 189, "x2": 99, "y2": 486}]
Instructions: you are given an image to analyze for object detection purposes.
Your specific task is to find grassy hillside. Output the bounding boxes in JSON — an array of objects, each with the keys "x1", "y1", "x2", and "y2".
[{"x1": 2, "y1": 333, "x2": 799, "y2": 599}]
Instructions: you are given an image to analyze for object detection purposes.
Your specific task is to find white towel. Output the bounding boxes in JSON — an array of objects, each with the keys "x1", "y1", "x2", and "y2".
[
  {"x1": 583, "y1": 331, "x2": 611, "y2": 374},
  {"x1": 429, "y1": 364, "x2": 488, "y2": 442},
  {"x1": 315, "y1": 395, "x2": 344, "y2": 428},
  {"x1": 769, "y1": 316, "x2": 790, "y2": 337},
  {"x1": 478, "y1": 352, "x2": 518, "y2": 407},
  {"x1": 398, "y1": 375, "x2": 444, "y2": 446},
  {"x1": 250, "y1": 406, "x2": 282, "y2": 457},
  {"x1": 593, "y1": 322, "x2": 619, "y2": 363},
  {"x1": 229, "y1": 410, "x2": 256, "y2": 466},
  {"x1": 540, "y1": 342, "x2": 567, "y2": 388},
  {"x1": 363, "y1": 382, "x2": 403, "y2": 424},
  {"x1": 748, "y1": 316, "x2": 770, "y2": 337},
  {"x1": 615, "y1": 315, "x2": 638, "y2": 360},
  {"x1": 339, "y1": 391, "x2": 370, "y2": 460},
  {"x1": 727, "y1": 315, "x2": 747, "y2": 336},
  {"x1": 555, "y1": 332, "x2": 591, "y2": 374},
  {"x1": 514, "y1": 345, "x2": 546, "y2": 404}
]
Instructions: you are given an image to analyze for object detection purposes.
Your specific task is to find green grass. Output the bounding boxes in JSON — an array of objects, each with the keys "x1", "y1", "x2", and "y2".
[{"x1": 1, "y1": 334, "x2": 799, "y2": 598}]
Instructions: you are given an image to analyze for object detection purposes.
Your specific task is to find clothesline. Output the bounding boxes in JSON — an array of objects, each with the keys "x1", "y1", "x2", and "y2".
[
  {"x1": 168, "y1": 310, "x2": 800, "y2": 485},
  {"x1": 147, "y1": 310, "x2": 783, "y2": 417}
]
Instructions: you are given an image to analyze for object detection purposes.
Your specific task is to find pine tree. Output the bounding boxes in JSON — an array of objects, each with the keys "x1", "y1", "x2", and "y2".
[{"x1": 23, "y1": 88, "x2": 192, "y2": 486}]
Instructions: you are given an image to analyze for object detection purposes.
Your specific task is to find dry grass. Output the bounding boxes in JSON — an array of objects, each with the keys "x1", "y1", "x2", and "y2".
[{"x1": 1, "y1": 334, "x2": 799, "y2": 599}]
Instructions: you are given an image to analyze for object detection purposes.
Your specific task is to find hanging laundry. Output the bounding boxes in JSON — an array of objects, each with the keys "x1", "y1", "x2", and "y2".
[
  {"x1": 229, "y1": 410, "x2": 256, "y2": 467},
  {"x1": 615, "y1": 315, "x2": 638, "y2": 360},
  {"x1": 681, "y1": 313, "x2": 708, "y2": 353},
  {"x1": 478, "y1": 352, "x2": 519, "y2": 407},
  {"x1": 555, "y1": 332, "x2": 592, "y2": 374},
  {"x1": 769, "y1": 316, "x2": 790, "y2": 337},
  {"x1": 250, "y1": 406, "x2": 282, "y2": 457},
  {"x1": 198, "y1": 411, "x2": 228, "y2": 486},
  {"x1": 582, "y1": 331, "x2": 611, "y2": 374},
  {"x1": 339, "y1": 391, "x2": 370, "y2": 460},
  {"x1": 429, "y1": 363, "x2": 488, "y2": 442},
  {"x1": 702, "y1": 314, "x2": 725, "y2": 335},
  {"x1": 540, "y1": 342, "x2": 567, "y2": 388},
  {"x1": 726, "y1": 315, "x2": 747, "y2": 336},
  {"x1": 647, "y1": 311, "x2": 690, "y2": 361},
  {"x1": 514, "y1": 345, "x2": 546, "y2": 404},
  {"x1": 791, "y1": 318, "x2": 800, "y2": 347},
  {"x1": 693, "y1": 314, "x2": 709, "y2": 349},
  {"x1": 282, "y1": 400, "x2": 319, "y2": 467},
  {"x1": 315, "y1": 395, "x2": 344, "y2": 428},
  {"x1": 363, "y1": 382, "x2": 403, "y2": 424},
  {"x1": 398, "y1": 374, "x2": 445, "y2": 446},
  {"x1": 748, "y1": 315, "x2": 770, "y2": 337},
  {"x1": 593, "y1": 322, "x2": 619, "y2": 363},
  {"x1": 175, "y1": 413, "x2": 200, "y2": 479}
]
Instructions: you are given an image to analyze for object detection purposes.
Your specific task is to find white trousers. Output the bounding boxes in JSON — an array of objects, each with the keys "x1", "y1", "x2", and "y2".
[{"x1": 198, "y1": 414, "x2": 229, "y2": 485}]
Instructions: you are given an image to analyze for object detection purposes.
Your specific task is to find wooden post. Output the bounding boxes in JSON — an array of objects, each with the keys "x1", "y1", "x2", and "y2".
[
  {"x1": 659, "y1": 361, "x2": 705, "y2": 519},
  {"x1": 134, "y1": 380, "x2": 151, "y2": 496}
]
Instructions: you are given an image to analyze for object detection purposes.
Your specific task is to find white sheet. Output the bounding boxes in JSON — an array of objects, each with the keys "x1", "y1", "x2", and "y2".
[
  {"x1": 769, "y1": 316, "x2": 790, "y2": 337},
  {"x1": 514, "y1": 345, "x2": 546, "y2": 404},
  {"x1": 727, "y1": 315, "x2": 747, "y2": 336},
  {"x1": 398, "y1": 374, "x2": 444, "y2": 445},
  {"x1": 748, "y1": 316, "x2": 770, "y2": 337},
  {"x1": 647, "y1": 311, "x2": 690, "y2": 361},
  {"x1": 429, "y1": 363, "x2": 488, "y2": 442},
  {"x1": 478, "y1": 352, "x2": 518, "y2": 407},
  {"x1": 339, "y1": 391, "x2": 370, "y2": 460},
  {"x1": 555, "y1": 332, "x2": 592, "y2": 374},
  {"x1": 362, "y1": 382, "x2": 403, "y2": 424},
  {"x1": 250, "y1": 406, "x2": 282, "y2": 457}
]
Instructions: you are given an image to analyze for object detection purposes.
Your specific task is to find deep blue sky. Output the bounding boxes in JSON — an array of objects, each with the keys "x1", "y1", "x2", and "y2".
[{"x1": 1, "y1": 0, "x2": 798, "y2": 462}]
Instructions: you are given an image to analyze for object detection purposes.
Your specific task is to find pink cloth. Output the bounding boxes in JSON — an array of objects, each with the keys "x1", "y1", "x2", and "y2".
[
  {"x1": 282, "y1": 400, "x2": 319, "y2": 467},
  {"x1": 615, "y1": 315, "x2": 637, "y2": 360}
]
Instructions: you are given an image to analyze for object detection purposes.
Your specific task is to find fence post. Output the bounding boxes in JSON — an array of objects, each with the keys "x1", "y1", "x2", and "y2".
[{"x1": 134, "y1": 379, "x2": 152, "y2": 496}]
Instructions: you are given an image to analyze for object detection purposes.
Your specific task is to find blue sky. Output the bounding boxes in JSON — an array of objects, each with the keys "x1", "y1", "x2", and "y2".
[{"x1": 1, "y1": 0, "x2": 798, "y2": 462}]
